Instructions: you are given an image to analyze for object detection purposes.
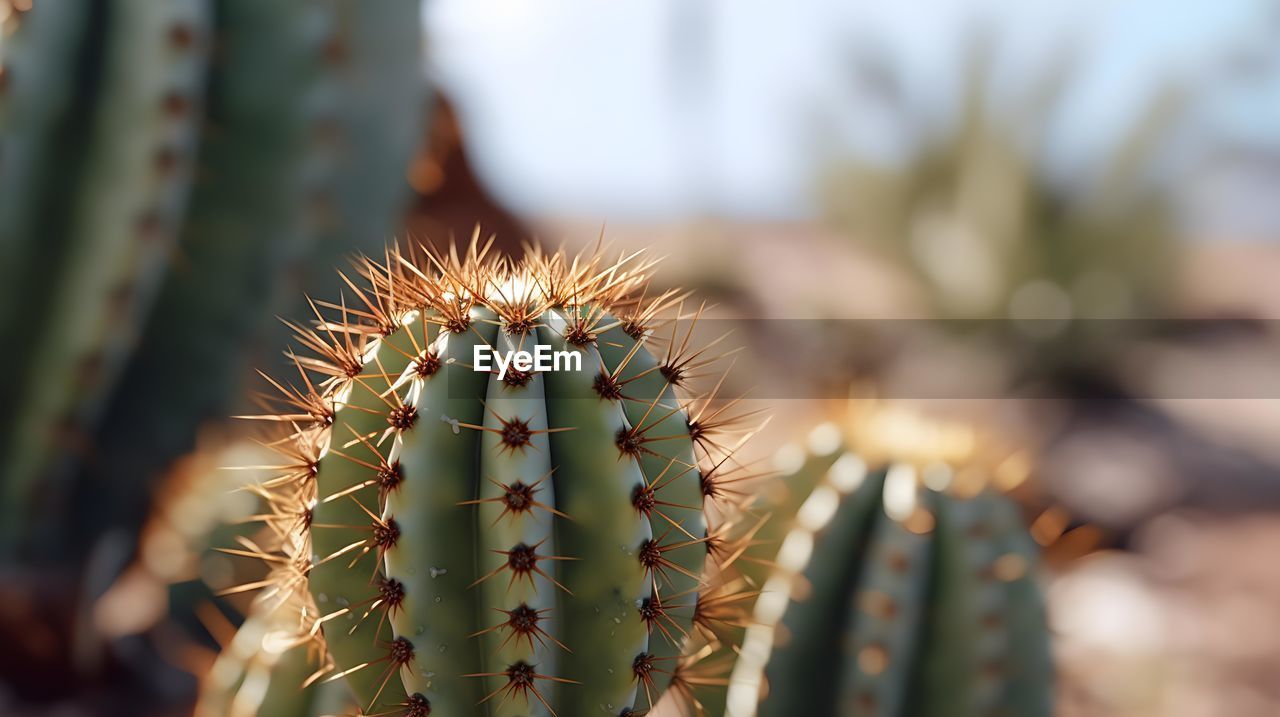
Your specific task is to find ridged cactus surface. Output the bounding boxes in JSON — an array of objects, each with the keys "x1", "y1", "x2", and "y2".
[
  {"x1": 726, "y1": 413, "x2": 1053, "y2": 717},
  {"x1": 0, "y1": 0, "x2": 428, "y2": 559},
  {"x1": 0, "y1": 0, "x2": 96, "y2": 391},
  {"x1": 242, "y1": 244, "x2": 752, "y2": 717},
  {"x1": 1, "y1": 0, "x2": 212, "y2": 549}
]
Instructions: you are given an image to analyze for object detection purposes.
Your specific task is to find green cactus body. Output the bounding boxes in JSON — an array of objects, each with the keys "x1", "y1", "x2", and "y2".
[
  {"x1": 747, "y1": 456, "x2": 884, "y2": 716},
  {"x1": 261, "y1": 248, "x2": 742, "y2": 717},
  {"x1": 0, "y1": 0, "x2": 96, "y2": 398},
  {"x1": 737, "y1": 427, "x2": 847, "y2": 593},
  {"x1": 983, "y1": 492, "x2": 1054, "y2": 716},
  {"x1": 475, "y1": 321, "x2": 561, "y2": 715},
  {"x1": 62, "y1": 0, "x2": 426, "y2": 558},
  {"x1": 302, "y1": 0, "x2": 430, "y2": 299},
  {"x1": 197, "y1": 595, "x2": 358, "y2": 717},
  {"x1": 594, "y1": 316, "x2": 708, "y2": 698},
  {"x1": 689, "y1": 427, "x2": 845, "y2": 717},
  {"x1": 0, "y1": 0, "x2": 212, "y2": 552},
  {"x1": 726, "y1": 430, "x2": 1053, "y2": 717},
  {"x1": 536, "y1": 307, "x2": 669, "y2": 714},
  {"x1": 0, "y1": 0, "x2": 426, "y2": 560},
  {"x1": 77, "y1": 0, "x2": 349, "y2": 536}
]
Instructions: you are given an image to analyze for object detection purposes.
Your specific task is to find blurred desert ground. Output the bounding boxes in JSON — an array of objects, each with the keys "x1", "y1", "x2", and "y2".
[{"x1": 415, "y1": 1, "x2": 1280, "y2": 715}]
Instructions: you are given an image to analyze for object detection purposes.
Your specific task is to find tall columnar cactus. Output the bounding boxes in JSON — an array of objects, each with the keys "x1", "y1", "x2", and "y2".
[
  {"x1": 238, "y1": 244, "x2": 754, "y2": 717},
  {"x1": 0, "y1": 0, "x2": 96, "y2": 397},
  {"x1": 0, "y1": 0, "x2": 428, "y2": 560},
  {"x1": 0, "y1": 0, "x2": 212, "y2": 552},
  {"x1": 825, "y1": 53, "x2": 1180, "y2": 327},
  {"x1": 76, "y1": 0, "x2": 429, "y2": 559},
  {"x1": 724, "y1": 409, "x2": 1054, "y2": 717}
]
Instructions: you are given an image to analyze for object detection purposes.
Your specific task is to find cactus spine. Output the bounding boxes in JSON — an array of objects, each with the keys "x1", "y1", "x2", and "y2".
[
  {"x1": 726, "y1": 412, "x2": 1053, "y2": 717},
  {"x1": 242, "y1": 243, "x2": 751, "y2": 716},
  {"x1": 197, "y1": 585, "x2": 358, "y2": 717}
]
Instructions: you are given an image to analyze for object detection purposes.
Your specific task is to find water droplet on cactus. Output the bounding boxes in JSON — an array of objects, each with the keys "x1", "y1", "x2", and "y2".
[
  {"x1": 437, "y1": 644, "x2": 447, "y2": 653},
  {"x1": 429, "y1": 566, "x2": 446, "y2": 578},
  {"x1": 439, "y1": 413, "x2": 460, "y2": 434}
]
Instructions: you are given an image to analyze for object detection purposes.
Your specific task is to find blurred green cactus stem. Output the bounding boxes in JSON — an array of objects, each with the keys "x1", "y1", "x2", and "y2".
[
  {"x1": 0, "y1": 0, "x2": 428, "y2": 560},
  {"x1": 824, "y1": 50, "x2": 1182, "y2": 326},
  {"x1": 724, "y1": 403, "x2": 1053, "y2": 717}
]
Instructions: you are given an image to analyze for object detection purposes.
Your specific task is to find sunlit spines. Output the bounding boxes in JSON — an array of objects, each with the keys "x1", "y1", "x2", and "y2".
[
  {"x1": 228, "y1": 242, "x2": 753, "y2": 717},
  {"x1": 196, "y1": 572, "x2": 354, "y2": 717}
]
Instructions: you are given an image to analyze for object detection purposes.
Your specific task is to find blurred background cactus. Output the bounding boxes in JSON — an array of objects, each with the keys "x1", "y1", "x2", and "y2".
[
  {"x1": 722, "y1": 403, "x2": 1053, "y2": 717},
  {"x1": 0, "y1": 0, "x2": 427, "y2": 563},
  {"x1": 0, "y1": 0, "x2": 433, "y2": 712},
  {"x1": 195, "y1": 590, "x2": 358, "y2": 717}
]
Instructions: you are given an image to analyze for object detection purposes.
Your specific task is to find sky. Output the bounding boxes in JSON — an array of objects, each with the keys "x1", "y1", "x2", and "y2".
[{"x1": 423, "y1": 0, "x2": 1280, "y2": 231}]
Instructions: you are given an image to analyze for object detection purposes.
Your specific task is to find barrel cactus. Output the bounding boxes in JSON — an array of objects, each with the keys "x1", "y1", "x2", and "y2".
[
  {"x1": 238, "y1": 243, "x2": 753, "y2": 716},
  {"x1": 725, "y1": 406, "x2": 1053, "y2": 717}
]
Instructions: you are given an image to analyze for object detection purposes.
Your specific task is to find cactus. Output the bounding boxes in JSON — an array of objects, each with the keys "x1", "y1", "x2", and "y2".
[
  {"x1": 197, "y1": 585, "x2": 359, "y2": 717},
  {"x1": 0, "y1": 0, "x2": 428, "y2": 560},
  {"x1": 235, "y1": 243, "x2": 753, "y2": 717},
  {"x1": 73, "y1": 0, "x2": 428, "y2": 558},
  {"x1": 723, "y1": 407, "x2": 1053, "y2": 717},
  {"x1": 0, "y1": 0, "x2": 96, "y2": 395},
  {"x1": 0, "y1": 0, "x2": 212, "y2": 553}
]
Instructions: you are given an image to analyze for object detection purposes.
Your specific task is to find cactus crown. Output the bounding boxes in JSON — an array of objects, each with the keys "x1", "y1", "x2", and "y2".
[{"x1": 238, "y1": 238, "x2": 758, "y2": 717}]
